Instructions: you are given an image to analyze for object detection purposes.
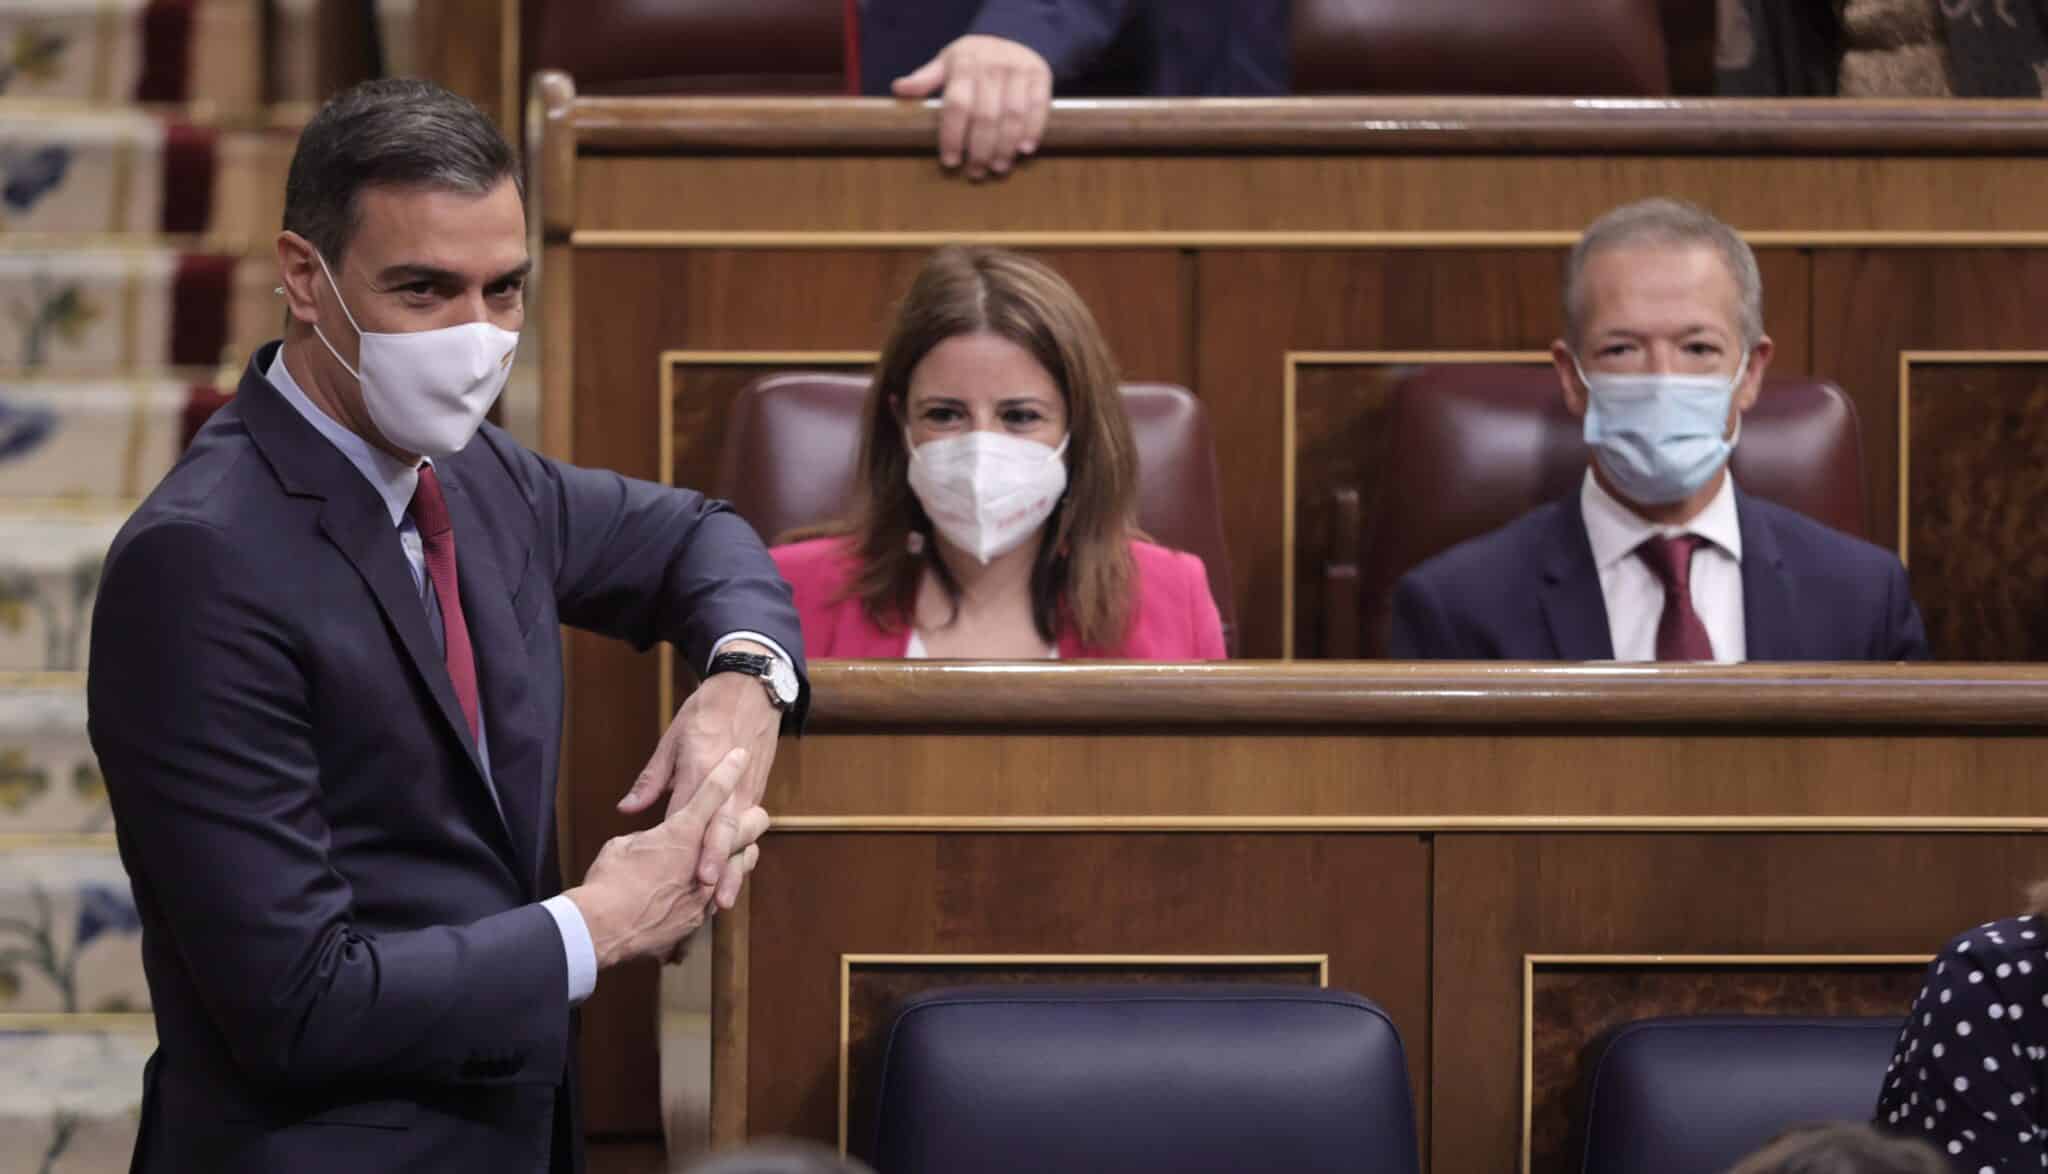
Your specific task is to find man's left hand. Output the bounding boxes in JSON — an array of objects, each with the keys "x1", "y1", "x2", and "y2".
[{"x1": 616, "y1": 640, "x2": 783, "y2": 911}]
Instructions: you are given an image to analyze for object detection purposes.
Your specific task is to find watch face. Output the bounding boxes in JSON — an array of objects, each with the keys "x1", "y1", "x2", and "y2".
[{"x1": 768, "y1": 657, "x2": 799, "y2": 704}]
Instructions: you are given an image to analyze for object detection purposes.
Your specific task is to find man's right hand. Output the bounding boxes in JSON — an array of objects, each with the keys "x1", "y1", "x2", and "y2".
[
  {"x1": 566, "y1": 748, "x2": 769, "y2": 968},
  {"x1": 892, "y1": 34, "x2": 1052, "y2": 179}
]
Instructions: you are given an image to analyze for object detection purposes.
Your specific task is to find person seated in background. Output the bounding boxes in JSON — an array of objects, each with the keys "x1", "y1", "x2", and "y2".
[
  {"x1": 868, "y1": 0, "x2": 1289, "y2": 179},
  {"x1": 1875, "y1": 888, "x2": 2048, "y2": 1168},
  {"x1": 1390, "y1": 197, "x2": 1928, "y2": 662},
  {"x1": 772, "y1": 245, "x2": 1226, "y2": 660},
  {"x1": 1728, "y1": 1122, "x2": 1948, "y2": 1174}
]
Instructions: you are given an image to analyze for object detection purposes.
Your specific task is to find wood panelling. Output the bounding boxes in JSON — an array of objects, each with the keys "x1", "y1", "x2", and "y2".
[
  {"x1": 1525, "y1": 961, "x2": 1922, "y2": 1174},
  {"x1": 842, "y1": 958, "x2": 1322, "y2": 1160},
  {"x1": 1432, "y1": 834, "x2": 2044, "y2": 1174},
  {"x1": 573, "y1": 154, "x2": 2048, "y2": 237},
  {"x1": 1903, "y1": 361, "x2": 2048, "y2": 661},
  {"x1": 1811, "y1": 251, "x2": 2048, "y2": 565},
  {"x1": 742, "y1": 833, "x2": 1432, "y2": 1155},
  {"x1": 562, "y1": 94, "x2": 2048, "y2": 155}
]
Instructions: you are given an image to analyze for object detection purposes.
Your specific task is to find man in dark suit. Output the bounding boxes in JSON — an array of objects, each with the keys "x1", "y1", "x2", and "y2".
[
  {"x1": 87, "y1": 80, "x2": 807, "y2": 1172},
  {"x1": 1391, "y1": 198, "x2": 1928, "y2": 662},
  {"x1": 866, "y1": 0, "x2": 1289, "y2": 178}
]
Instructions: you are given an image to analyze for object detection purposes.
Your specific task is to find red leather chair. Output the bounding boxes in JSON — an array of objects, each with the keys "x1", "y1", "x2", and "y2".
[
  {"x1": 1324, "y1": 366, "x2": 1867, "y2": 658},
  {"x1": 522, "y1": 0, "x2": 1714, "y2": 97},
  {"x1": 1292, "y1": 0, "x2": 1678, "y2": 95},
  {"x1": 714, "y1": 372, "x2": 1238, "y2": 654},
  {"x1": 525, "y1": 0, "x2": 847, "y2": 95}
]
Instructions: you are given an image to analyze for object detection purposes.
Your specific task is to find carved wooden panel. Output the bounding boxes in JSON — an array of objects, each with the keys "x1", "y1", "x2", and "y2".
[
  {"x1": 1525, "y1": 959, "x2": 1922, "y2": 1174},
  {"x1": 1901, "y1": 358, "x2": 2048, "y2": 660}
]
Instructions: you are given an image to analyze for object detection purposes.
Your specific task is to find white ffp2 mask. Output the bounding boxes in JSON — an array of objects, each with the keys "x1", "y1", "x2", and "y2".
[
  {"x1": 313, "y1": 251, "x2": 519, "y2": 458},
  {"x1": 906, "y1": 430, "x2": 1070, "y2": 565}
]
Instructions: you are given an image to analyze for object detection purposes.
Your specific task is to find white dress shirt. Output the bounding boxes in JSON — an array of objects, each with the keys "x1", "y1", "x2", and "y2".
[
  {"x1": 1579, "y1": 468, "x2": 1747, "y2": 663},
  {"x1": 268, "y1": 351, "x2": 814, "y2": 1006}
]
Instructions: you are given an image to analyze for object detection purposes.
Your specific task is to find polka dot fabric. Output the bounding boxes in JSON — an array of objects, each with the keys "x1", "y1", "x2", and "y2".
[{"x1": 1876, "y1": 915, "x2": 2048, "y2": 1170}]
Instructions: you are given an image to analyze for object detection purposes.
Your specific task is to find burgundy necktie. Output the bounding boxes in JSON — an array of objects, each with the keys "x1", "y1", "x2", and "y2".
[
  {"x1": 408, "y1": 465, "x2": 481, "y2": 740},
  {"x1": 1635, "y1": 534, "x2": 1716, "y2": 662}
]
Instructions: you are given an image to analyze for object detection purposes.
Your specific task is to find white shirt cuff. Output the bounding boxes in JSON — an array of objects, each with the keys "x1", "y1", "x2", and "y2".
[
  {"x1": 541, "y1": 894, "x2": 597, "y2": 1005},
  {"x1": 710, "y1": 631, "x2": 795, "y2": 675}
]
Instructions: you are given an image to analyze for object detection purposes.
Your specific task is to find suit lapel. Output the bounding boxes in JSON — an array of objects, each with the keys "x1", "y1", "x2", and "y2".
[
  {"x1": 237, "y1": 349, "x2": 512, "y2": 861},
  {"x1": 440, "y1": 471, "x2": 548, "y2": 896},
  {"x1": 1735, "y1": 489, "x2": 1800, "y2": 660},
  {"x1": 1537, "y1": 500, "x2": 1618, "y2": 660}
]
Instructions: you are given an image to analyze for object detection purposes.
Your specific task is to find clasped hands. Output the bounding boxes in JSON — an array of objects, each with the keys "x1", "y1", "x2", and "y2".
[{"x1": 566, "y1": 663, "x2": 781, "y2": 969}]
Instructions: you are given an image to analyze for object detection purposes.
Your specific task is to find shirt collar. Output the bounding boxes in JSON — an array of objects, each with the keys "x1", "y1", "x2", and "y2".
[
  {"x1": 266, "y1": 346, "x2": 421, "y2": 528},
  {"x1": 1580, "y1": 466, "x2": 1744, "y2": 572}
]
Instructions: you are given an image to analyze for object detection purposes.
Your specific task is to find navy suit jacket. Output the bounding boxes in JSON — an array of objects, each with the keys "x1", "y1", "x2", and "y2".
[
  {"x1": 859, "y1": 0, "x2": 1289, "y2": 97},
  {"x1": 1388, "y1": 487, "x2": 1930, "y2": 661},
  {"x1": 87, "y1": 343, "x2": 807, "y2": 1173}
]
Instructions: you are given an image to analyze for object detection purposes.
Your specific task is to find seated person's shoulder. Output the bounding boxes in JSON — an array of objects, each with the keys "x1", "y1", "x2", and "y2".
[
  {"x1": 1931, "y1": 914, "x2": 2048, "y2": 977},
  {"x1": 1745, "y1": 495, "x2": 1906, "y2": 581},
  {"x1": 770, "y1": 534, "x2": 860, "y2": 586},
  {"x1": 1128, "y1": 537, "x2": 1205, "y2": 581},
  {"x1": 1399, "y1": 500, "x2": 1571, "y2": 597}
]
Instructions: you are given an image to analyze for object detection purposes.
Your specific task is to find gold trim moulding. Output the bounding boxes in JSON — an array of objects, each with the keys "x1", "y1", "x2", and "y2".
[
  {"x1": 773, "y1": 815, "x2": 2048, "y2": 833},
  {"x1": 569, "y1": 230, "x2": 2048, "y2": 251}
]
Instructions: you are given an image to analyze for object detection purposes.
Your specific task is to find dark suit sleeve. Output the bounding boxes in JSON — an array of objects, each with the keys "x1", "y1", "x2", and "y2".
[
  {"x1": 1883, "y1": 560, "x2": 1932, "y2": 661},
  {"x1": 1388, "y1": 572, "x2": 1459, "y2": 659},
  {"x1": 88, "y1": 520, "x2": 569, "y2": 1093},
  {"x1": 968, "y1": 0, "x2": 1133, "y2": 81},
  {"x1": 511, "y1": 444, "x2": 806, "y2": 687}
]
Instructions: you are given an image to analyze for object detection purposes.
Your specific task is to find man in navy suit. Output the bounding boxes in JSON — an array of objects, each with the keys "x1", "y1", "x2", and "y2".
[
  {"x1": 87, "y1": 80, "x2": 807, "y2": 1172},
  {"x1": 1391, "y1": 198, "x2": 1928, "y2": 662},
  {"x1": 866, "y1": 0, "x2": 1289, "y2": 179}
]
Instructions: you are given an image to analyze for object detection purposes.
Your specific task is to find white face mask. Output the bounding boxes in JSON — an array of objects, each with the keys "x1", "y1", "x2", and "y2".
[
  {"x1": 905, "y1": 430, "x2": 1070, "y2": 565},
  {"x1": 312, "y1": 250, "x2": 519, "y2": 458}
]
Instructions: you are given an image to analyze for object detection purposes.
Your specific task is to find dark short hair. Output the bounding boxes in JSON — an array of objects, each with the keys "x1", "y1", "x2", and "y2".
[{"x1": 283, "y1": 78, "x2": 521, "y2": 265}]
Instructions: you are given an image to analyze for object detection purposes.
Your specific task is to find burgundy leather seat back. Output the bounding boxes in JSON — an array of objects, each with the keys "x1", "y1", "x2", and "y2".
[
  {"x1": 1354, "y1": 365, "x2": 1866, "y2": 656},
  {"x1": 715, "y1": 372, "x2": 1238, "y2": 654},
  {"x1": 1291, "y1": 0, "x2": 1672, "y2": 95},
  {"x1": 526, "y1": 0, "x2": 845, "y2": 95}
]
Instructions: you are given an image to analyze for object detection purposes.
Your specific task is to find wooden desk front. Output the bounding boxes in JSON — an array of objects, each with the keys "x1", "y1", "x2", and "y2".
[
  {"x1": 521, "y1": 82, "x2": 2048, "y2": 1151},
  {"x1": 713, "y1": 663, "x2": 2048, "y2": 1174}
]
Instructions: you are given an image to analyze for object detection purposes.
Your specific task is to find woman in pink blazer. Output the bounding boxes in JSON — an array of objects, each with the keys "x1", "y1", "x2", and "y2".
[{"x1": 771, "y1": 246, "x2": 1226, "y2": 660}]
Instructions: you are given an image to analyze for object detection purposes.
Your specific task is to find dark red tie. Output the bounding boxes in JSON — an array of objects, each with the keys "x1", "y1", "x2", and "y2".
[
  {"x1": 408, "y1": 466, "x2": 481, "y2": 740},
  {"x1": 1636, "y1": 534, "x2": 1716, "y2": 662}
]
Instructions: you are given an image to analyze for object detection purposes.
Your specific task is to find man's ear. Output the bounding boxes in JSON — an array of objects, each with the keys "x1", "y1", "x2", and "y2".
[
  {"x1": 1734, "y1": 334, "x2": 1774, "y2": 414},
  {"x1": 1552, "y1": 339, "x2": 1587, "y2": 418},
  {"x1": 275, "y1": 231, "x2": 324, "y2": 326}
]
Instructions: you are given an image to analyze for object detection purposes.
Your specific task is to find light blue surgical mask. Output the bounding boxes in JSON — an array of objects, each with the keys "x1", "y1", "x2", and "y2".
[{"x1": 1574, "y1": 352, "x2": 1749, "y2": 506}]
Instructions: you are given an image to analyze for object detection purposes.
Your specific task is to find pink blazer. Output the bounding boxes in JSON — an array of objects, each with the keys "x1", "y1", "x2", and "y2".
[{"x1": 771, "y1": 536, "x2": 1228, "y2": 660}]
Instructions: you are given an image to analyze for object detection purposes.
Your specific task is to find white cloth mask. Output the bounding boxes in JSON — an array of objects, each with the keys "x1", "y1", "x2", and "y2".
[
  {"x1": 313, "y1": 251, "x2": 519, "y2": 458},
  {"x1": 906, "y1": 430, "x2": 1070, "y2": 565},
  {"x1": 1575, "y1": 352, "x2": 1750, "y2": 506}
]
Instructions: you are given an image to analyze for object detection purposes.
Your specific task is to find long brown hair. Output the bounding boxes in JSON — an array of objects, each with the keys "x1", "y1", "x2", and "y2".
[{"x1": 799, "y1": 246, "x2": 1139, "y2": 649}]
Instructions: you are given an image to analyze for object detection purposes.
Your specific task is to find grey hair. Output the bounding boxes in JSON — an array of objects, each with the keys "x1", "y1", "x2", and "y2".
[
  {"x1": 283, "y1": 78, "x2": 521, "y2": 266},
  {"x1": 1563, "y1": 197, "x2": 1763, "y2": 349}
]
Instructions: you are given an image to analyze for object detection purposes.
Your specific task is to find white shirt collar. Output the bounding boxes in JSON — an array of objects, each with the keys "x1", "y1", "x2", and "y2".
[
  {"x1": 1580, "y1": 466, "x2": 1744, "y2": 572},
  {"x1": 266, "y1": 346, "x2": 421, "y2": 527}
]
